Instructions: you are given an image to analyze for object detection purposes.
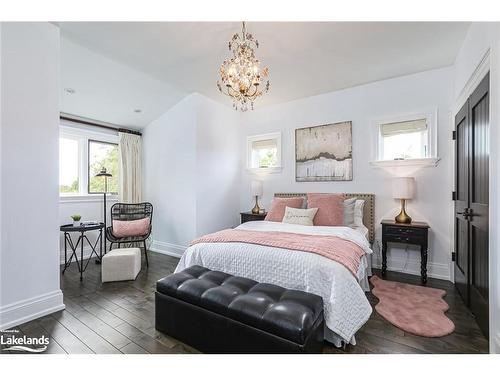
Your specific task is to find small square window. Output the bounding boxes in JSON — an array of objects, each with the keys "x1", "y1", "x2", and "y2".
[
  {"x1": 373, "y1": 110, "x2": 438, "y2": 167},
  {"x1": 247, "y1": 132, "x2": 282, "y2": 172},
  {"x1": 380, "y1": 118, "x2": 428, "y2": 160}
]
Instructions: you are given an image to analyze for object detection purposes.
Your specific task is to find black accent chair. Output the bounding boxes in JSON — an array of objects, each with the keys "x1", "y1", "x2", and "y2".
[{"x1": 106, "y1": 202, "x2": 153, "y2": 267}]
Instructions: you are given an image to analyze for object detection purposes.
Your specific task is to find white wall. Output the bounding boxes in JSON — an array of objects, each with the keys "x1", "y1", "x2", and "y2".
[
  {"x1": 453, "y1": 22, "x2": 500, "y2": 354},
  {"x1": 239, "y1": 67, "x2": 454, "y2": 281},
  {"x1": 61, "y1": 36, "x2": 186, "y2": 129},
  {"x1": 195, "y1": 95, "x2": 241, "y2": 236},
  {"x1": 142, "y1": 93, "x2": 240, "y2": 256},
  {"x1": 0, "y1": 23, "x2": 64, "y2": 329},
  {"x1": 143, "y1": 95, "x2": 198, "y2": 255}
]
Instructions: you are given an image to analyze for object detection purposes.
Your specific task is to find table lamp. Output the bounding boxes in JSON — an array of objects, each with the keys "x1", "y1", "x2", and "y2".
[
  {"x1": 96, "y1": 167, "x2": 112, "y2": 252},
  {"x1": 392, "y1": 177, "x2": 415, "y2": 224},
  {"x1": 251, "y1": 180, "x2": 263, "y2": 214}
]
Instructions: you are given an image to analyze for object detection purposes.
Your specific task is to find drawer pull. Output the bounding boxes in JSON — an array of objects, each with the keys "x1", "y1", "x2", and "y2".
[{"x1": 393, "y1": 236, "x2": 410, "y2": 242}]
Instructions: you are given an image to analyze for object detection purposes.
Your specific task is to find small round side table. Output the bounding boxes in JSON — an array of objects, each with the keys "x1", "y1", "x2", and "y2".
[{"x1": 60, "y1": 222, "x2": 105, "y2": 281}]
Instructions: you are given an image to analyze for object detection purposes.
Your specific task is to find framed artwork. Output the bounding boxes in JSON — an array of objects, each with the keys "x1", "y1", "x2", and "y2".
[{"x1": 295, "y1": 121, "x2": 353, "y2": 181}]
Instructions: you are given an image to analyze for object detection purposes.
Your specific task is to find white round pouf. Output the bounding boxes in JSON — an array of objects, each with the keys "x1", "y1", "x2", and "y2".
[{"x1": 102, "y1": 248, "x2": 141, "y2": 283}]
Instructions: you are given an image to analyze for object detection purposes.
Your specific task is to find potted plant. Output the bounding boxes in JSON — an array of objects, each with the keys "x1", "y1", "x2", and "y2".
[{"x1": 71, "y1": 214, "x2": 82, "y2": 227}]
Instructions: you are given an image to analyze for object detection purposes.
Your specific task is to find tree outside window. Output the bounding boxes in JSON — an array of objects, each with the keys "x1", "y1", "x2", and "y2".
[{"x1": 88, "y1": 140, "x2": 119, "y2": 194}]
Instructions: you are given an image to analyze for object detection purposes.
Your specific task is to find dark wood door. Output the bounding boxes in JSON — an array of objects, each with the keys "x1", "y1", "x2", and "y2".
[
  {"x1": 454, "y1": 100, "x2": 470, "y2": 304},
  {"x1": 454, "y1": 72, "x2": 489, "y2": 338},
  {"x1": 469, "y1": 73, "x2": 489, "y2": 337}
]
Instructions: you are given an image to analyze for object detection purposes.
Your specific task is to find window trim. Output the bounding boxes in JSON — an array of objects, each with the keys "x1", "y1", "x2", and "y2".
[
  {"x1": 246, "y1": 132, "x2": 282, "y2": 174},
  {"x1": 59, "y1": 123, "x2": 119, "y2": 198},
  {"x1": 370, "y1": 109, "x2": 440, "y2": 168},
  {"x1": 87, "y1": 139, "x2": 119, "y2": 195}
]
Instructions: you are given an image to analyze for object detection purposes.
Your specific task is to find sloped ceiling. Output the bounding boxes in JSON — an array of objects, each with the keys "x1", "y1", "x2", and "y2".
[{"x1": 60, "y1": 22, "x2": 470, "y2": 129}]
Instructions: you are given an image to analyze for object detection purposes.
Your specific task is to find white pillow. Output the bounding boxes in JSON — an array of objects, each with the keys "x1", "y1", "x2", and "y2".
[
  {"x1": 353, "y1": 199, "x2": 365, "y2": 227},
  {"x1": 282, "y1": 206, "x2": 318, "y2": 226},
  {"x1": 343, "y1": 197, "x2": 357, "y2": 226}
]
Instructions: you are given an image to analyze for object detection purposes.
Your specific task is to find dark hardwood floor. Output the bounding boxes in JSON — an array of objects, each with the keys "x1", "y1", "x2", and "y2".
[{"x1": 1, "y1": 251, "x2": 489, "y2": 354}]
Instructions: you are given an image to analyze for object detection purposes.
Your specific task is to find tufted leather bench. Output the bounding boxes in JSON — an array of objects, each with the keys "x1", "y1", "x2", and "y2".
[{"x1": 155, "y1": 265, "x2": 324, "y2": 353}]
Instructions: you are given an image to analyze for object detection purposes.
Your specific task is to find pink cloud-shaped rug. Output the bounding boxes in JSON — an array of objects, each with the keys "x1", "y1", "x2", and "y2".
[{"x1": 370, "y1": 276, "x2": 455, "y2": 337}]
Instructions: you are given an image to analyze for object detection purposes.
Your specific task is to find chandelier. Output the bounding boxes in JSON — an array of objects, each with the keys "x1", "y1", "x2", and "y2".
[{"x1": 217, "y1": 22, "x2": 270, "y2": 111}]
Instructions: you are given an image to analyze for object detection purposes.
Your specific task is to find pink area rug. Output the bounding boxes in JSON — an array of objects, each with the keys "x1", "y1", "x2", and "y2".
[{"x1": 370, "y1": 276, "x2": 455, "y2": 337}]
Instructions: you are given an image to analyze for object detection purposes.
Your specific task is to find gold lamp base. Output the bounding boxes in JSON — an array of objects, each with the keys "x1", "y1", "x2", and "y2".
[
  {"x1": 251, "y1": 196, "x2": 261, "y2": 214},
  {"x1": 395, "y1": 199, "x2": 412, "y2": 224}
]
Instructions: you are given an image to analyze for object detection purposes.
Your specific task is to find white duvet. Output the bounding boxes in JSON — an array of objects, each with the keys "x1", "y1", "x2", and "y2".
[{"x1": 175, "y1": 221, "x2": 373, "y2": 346}]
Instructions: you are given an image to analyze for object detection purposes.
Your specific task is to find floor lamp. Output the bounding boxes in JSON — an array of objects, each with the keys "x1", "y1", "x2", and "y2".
[{"x1": 96, "y1": 167, "x2": 112, "y2": 257}]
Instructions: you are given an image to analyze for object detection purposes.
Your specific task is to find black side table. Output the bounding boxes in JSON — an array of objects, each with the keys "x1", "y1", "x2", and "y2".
[
  {"x1": 60, "y1": 223, "x2": 105, "y2": 280},
  {"x1": 240, "y1": 212, "x2": 267, "y2": 224},
  {"x1": 381, "y1": 220, "x2": 430, "y2": 284}
]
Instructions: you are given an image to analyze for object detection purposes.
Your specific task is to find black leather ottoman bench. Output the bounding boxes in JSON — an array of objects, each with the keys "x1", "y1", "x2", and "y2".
[{"x1": 155, "y1": 265, "x2": 324, "y2": 353}]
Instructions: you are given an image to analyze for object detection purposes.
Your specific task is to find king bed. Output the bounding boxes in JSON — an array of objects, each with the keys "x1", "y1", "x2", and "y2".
[{"x1": 175, "y1": 193, "x2": 375, "y2": 347}]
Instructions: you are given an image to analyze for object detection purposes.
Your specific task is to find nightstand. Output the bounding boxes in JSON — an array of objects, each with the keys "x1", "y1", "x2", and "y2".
[
  {"x1": 381, "y1": 220, "x2": 430, "y2": 284},
  {"x1": 240, "y1": 212, "x2": 267, "y2": 224}
]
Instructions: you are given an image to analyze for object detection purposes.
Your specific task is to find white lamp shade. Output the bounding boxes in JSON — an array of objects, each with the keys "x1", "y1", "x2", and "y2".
[
  {"x1": 392, "y1": 177, "x2": 415, "y2": 199},
  {"x1": 251, "y1": 180, "x2": 263, "y2": 197}
]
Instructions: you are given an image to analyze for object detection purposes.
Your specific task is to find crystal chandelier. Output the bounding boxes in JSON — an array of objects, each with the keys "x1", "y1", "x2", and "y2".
[{"x1": 217, "y1": 22, "x2": 270, "y2": 111}]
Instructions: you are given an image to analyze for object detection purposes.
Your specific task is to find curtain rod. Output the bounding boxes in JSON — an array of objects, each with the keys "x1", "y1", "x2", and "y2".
[{"x1": 59, "y1": 114, "x2": 142, "y2": 136}]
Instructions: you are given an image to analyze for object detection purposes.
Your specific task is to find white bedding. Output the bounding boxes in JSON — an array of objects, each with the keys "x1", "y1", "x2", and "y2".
[{"x1": 175, "y1": 221, "x2": 373, "y2": 346}]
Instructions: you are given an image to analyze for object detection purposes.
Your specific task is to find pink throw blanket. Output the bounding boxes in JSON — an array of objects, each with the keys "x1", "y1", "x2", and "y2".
[{"x1": 190, "y1": 229, "x2": 365, "y2": 278}]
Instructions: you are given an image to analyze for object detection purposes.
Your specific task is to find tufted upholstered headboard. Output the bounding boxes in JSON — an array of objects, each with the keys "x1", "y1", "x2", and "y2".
[{"x1": 273, "y1": 193, "x2": 375, "y2": 245}]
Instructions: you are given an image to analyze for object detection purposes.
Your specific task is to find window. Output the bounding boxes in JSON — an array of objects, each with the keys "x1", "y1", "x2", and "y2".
[
  {"x1": 372, "y1": 110, "x2": 439, "y2": 167},
  {"x1": 59, "y1": 123, "x2": 119, "y2": 196},
  {"x1": 380, "y1": 118, "x2": 428, "y2": 160},
  {"x1": 247, "y1": 132, "x2": 282, "y2": 172},
  {"x1": 88, "y1": 140, "x2": 119, "y2": 194},
  {"x1": 59, "y1": 137, "x2": 80, "y2": 194}
]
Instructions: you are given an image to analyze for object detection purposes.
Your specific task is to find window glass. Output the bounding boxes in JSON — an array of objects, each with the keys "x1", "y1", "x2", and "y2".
[
  {"x1": 59, "y1": 137, "x2": 79, "y2": 194},
  {"x1": 380, "y1": 119, "x2": 428, "y2": 160},
  {"x1": 88, "y1": 140, "x2": 119, "y2": 193},
  {"x1": 251, "y1": 138, "x2": 278, "y2": 168}
]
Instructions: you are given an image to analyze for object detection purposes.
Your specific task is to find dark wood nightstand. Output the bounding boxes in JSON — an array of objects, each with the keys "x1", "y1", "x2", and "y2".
[
  {"x1": 381, "y1": 220, "x2": 430, "y2": 284},
  {"x1": 240, "y1": 212, "x2": 267, "y2": 224}
]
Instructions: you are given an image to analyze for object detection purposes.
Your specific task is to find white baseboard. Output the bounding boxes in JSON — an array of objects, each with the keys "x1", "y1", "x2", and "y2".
[
  {"x1": 492, "y1": 333, "x2": 500, "y2": 354},
  {"x1": 372, "y1": 254, "x2": 451, "y2": 281},
  {"x1": 149, "y1": 240, "x2": 186, "y2": 258},
  {"x1": 0, "y1": 290, "x2": 65, "y2": 330}
]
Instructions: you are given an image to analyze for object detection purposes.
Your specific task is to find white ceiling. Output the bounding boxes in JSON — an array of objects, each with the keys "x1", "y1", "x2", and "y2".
[{"x1": 59, "y1": 22, "x2": 470, "y2": 129}]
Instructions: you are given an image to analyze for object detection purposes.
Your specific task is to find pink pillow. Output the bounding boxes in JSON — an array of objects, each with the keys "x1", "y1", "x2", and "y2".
[
  {"x1": 112, "y1": 218, "x2": 150, "y2": 238},
  {"x1": 265, "y1": 197, "x2": 305, "y2": 222},
  {"x1": 307, "y1": 193, "x2": 345, "y2": 226}
]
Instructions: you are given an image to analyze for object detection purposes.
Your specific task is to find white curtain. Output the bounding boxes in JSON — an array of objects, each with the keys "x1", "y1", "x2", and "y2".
[{"x1": 118, "y1": 132, "x2": 142, "y2": 203}]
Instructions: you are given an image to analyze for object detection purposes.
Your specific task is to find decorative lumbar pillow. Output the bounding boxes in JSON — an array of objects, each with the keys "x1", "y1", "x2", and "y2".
[
  {"x1": 343, "y1": 197, "x2": 357, "y2": 226},
  {"x1": 306, "y1": 193, "x2": 345, "y2": 226},
  {"x1": 282, "y1": 206, "x2": 318, "y2": 226},
  {"x1": 353, "y1": 199, "x2": 365, "y2": 227},
  {"x1": 265, "y1": 197, "x2": 305, "y2": 222},
  {"x1": 112, "y1": 218, "x2": 150, "y2": 238}
]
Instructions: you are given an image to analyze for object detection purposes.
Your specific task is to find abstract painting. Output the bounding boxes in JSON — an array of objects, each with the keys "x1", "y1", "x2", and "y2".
[{"x1": 295, "y1": 121, "x2": 353, "y2": 181}]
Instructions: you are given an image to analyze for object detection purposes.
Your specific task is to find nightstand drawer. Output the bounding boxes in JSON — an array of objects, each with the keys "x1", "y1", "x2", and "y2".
[
  {"x1": 240, "y1": 212, "x2": 267, "y2": 224},
  {"x1": 384, "y1": 225, "x2": 426, "y2": 237},
  {"x1": 384, "y1": 234, "x2": 421, "y2": 245}
]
